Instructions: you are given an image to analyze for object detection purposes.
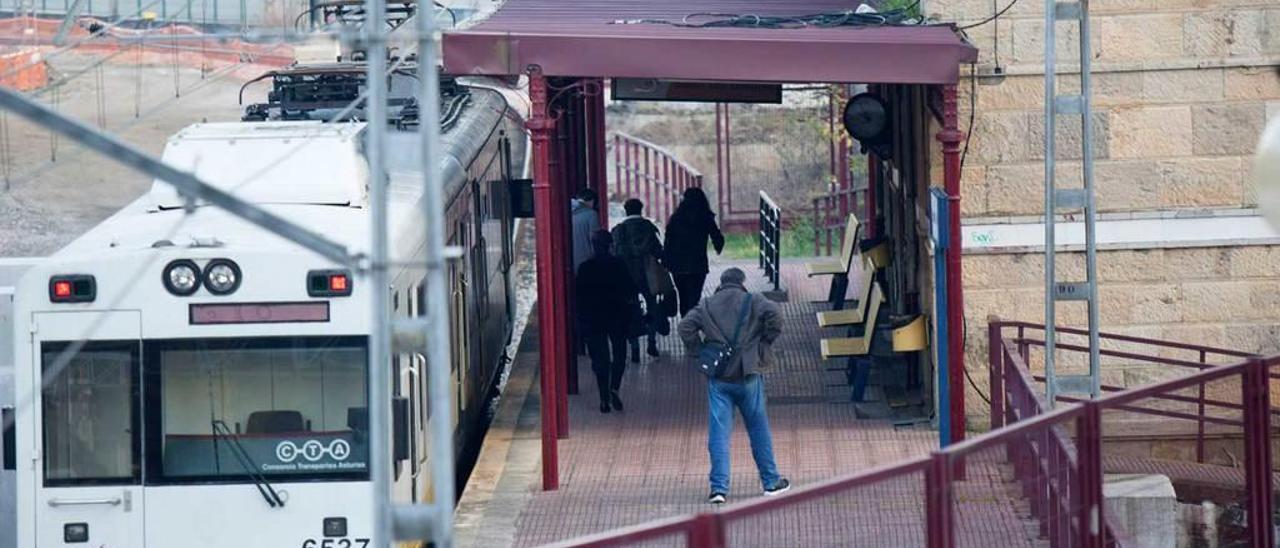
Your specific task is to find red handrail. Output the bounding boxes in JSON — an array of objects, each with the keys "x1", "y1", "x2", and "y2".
[
  {"x1": 552, "y1": 319, "x2": 1277, "y2": 547},
  {"x1": 611, "y1": 131, "x2": 702, "y2": 222}
]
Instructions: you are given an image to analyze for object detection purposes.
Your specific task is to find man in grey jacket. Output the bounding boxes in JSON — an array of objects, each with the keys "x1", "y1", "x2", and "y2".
[
  {"x1": 678, "y1": 267, "x2": 789, "y2": 504},
  {"x1": 570, "y1": 188, "x2": 600, "y2": 273}
]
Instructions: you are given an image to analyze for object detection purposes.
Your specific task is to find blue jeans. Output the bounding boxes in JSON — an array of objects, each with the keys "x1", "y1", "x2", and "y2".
[{"x1": 707, "y1": 374, "x2": 781, "y2": 494}]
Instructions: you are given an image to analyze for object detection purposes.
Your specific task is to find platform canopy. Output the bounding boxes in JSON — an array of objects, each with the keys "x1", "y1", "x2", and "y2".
[{"x1": 442, "y1": 0, "x2": 979, "y2": 84}]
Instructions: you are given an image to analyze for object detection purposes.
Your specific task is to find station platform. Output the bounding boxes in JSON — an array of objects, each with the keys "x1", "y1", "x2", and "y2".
[{"x1": 456, "y1": 260, "x2": 1043, "y2": 547}]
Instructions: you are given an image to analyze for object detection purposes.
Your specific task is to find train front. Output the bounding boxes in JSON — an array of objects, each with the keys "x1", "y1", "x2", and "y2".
[{"x1": 11, "y1": 121, "x2": 380, "y2": 547}]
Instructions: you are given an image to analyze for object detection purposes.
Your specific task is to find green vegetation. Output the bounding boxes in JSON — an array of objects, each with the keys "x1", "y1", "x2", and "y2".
[
  {"x1": 718, "y1": 216, "x2": 823, "y2": 260},
  {"x1": 878, "y1": 0, "x2": 922, "y2": 18}
]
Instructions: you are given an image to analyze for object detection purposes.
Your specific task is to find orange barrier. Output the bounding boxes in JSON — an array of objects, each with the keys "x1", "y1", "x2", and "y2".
[
  {"x1": 0, "y1": 16, "x2": 294, "y2": 69},
  {"x1": 0, "y1": 48, "x2": 47, "y2": 90}
]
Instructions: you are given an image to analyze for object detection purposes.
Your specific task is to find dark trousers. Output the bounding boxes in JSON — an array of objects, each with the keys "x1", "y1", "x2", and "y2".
[
  {"x1": 674, "y1": 272, "x2": 708, "y2": 316},
  {"x1": 587, "y1": 327, "x2": 628, "y2": 402}
]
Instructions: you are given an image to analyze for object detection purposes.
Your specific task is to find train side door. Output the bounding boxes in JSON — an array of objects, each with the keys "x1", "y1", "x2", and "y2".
[
  {"x1": 31, "y1": 311, "x2": 144, "y2": 548},
  {"x1": 449, "y1": 223, "x2": 470, "y2": 427}
]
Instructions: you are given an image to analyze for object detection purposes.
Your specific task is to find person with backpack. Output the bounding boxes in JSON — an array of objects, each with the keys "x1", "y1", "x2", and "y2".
[
  {"x1": 677, "y1": 267, "x2": 790, "y2": 504},
  {"x1": 576, "y1": 230, "x2": 641, "y2": 413},
  {"x1": 664, "y1": 187, "x2": 725, "y2": 316},
  {"x1": 611, "y1": 198, "x2": 664, "y2": 360}
]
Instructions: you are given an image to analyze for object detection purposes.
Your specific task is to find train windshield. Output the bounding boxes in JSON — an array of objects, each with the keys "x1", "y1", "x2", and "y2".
[{"x1": 145, "y1": 336, "x2": 370, "y2": 482}]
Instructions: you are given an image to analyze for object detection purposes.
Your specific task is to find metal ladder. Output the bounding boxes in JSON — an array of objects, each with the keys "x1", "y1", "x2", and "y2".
[{"x1": 1043, "y1": 0, "x2": 1101, "y2": 405}]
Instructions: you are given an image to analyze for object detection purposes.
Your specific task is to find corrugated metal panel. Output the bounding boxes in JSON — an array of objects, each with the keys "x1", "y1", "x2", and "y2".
[{"x1": 443, "y1": 0, "x2": 978, "y2": 83}]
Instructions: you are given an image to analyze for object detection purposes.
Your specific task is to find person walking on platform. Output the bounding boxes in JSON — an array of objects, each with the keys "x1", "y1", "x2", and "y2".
[
  {"x1": 571, "y1": 188, "x2": 601, "y2": 356},
  {"x1": 678, "y1": 267, "x2": 789, "y2": 504},
  {"x1": 576, "y1": 230, "x2": 639, "y2": 413},
  {"x1": 571, "y1": 188, "x2": 600, "y2": 273},
  {"x1": 664, "y1": 187, "x2": 725, "y2": 316},
  {"x1": 611, "y1": 198, "x2": 664, "y2": 360}
]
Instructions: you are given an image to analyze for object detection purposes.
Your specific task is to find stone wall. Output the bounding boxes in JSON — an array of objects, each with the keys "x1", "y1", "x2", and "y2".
[
  {"x1": 925, "y1": 0, "x2": 1280, "y2": 426},
  {"x1": 963, "y1": 245, "x2": 1280, "y2": 423},
  {"x1": 927, "y1": 0, "x2": 1280, "y2": 218}
]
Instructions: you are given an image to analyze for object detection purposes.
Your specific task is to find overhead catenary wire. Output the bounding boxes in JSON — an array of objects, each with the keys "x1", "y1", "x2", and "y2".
[
  {"x1": 612, "y1": 3, "x2": 926, "y2": 29},
  {"x1": 959, "y1": 0, "x2": 1022, "y2": 30}
]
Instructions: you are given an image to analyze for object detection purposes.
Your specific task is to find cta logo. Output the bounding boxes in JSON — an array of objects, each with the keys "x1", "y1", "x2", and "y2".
[{"x1": 276, "y1": 439, "x2": 352, "y2": 463}]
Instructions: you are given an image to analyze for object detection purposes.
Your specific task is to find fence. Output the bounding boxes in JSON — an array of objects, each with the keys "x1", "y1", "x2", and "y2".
[
  {"x1": 810, "y1": 186, "x2": 866, "y2": 256},
  {"x1": 757, "y1": 191, "x2": 780, "y2": 292},
  {"x1": 0, "y1": 0, "x2": 295, "y2": 28},
  {"x1": 612, "y1": 131, "x2": 702, "y2": 223},
  {"x1": 551, "y1": 320, "x2": 1277, "y2": 548}
]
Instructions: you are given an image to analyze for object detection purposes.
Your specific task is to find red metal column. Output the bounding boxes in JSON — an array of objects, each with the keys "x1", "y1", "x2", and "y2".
[
  {"x1": 558, "y1": 82, "x2": 580, "y2": 399},
  {"x1": 715, "y1": 103, "x2": 726, "y2": 220},
  {"x1": 1243, "y1": 359, "x2": 1275, "y2": 547},
  {"x1": 589, "y1": 79, "x2": 609, "y2": 228},
  {"x1": 836, "y1": 87, "x2": 851, "y2": 219},
  {"x1": 643, "y1": 146, "x2": 652, "y2": 210},
  {"x1": 526, "y1": 68, "x2": 559, "y2": 490},
  {"x1": 937, "y1": 84, "x2": 966, "y2": 446},
  {"x1": 662, "y1": 156, "x2": 672, "y2": 222},
  {"x1": 624, "y1": 140, "x2": 633, "y2": 198},
  {"x1": 925, "y1": 452, "x2": 954, "y2": 548},
  {"x1": 987, "y1": 322, "x2": 1004, "y2": 431},
  {"x1": 687, "y1": 514, "x2": 726, "y2": 548},
  {"x1": 1076, "y1": 402, "x2": 1104, "y2": 548},
  {"x1": 613, "y1": 134, "x2": 622, "y2": 204},
  {"x1": 550, "y1": 83, "x2": 572, "y2": 436}
]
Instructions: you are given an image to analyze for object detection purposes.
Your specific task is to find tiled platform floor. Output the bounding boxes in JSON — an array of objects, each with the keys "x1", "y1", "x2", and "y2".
[{"x1": 482, "y1": 260, "x2": 1044, "y2": 547}]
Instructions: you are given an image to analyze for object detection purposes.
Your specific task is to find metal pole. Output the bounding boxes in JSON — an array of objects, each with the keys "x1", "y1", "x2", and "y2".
[
  {"x1": 417, "y1": 4, "x2": 454, "y2": 546},
  {"x1": 363, "y1": 0, "x2": 392, "y2": 543},
  {"x1": 1043, "y1": 0, "x2": 1058, "y2": 407}
]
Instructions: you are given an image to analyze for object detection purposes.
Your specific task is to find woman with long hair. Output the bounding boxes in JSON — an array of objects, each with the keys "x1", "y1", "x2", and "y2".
[{"x1": 663, "y1": 187, "x2": 725, "y2": 316}]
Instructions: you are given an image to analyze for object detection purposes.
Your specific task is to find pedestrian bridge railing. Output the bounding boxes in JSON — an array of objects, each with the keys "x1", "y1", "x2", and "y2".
[
  {"x1": 612, "y1": 132, "x2": 702, "y2": 223},
  {"x1": 551, "y1": 320, "x2": 1278, "y2": 548}
]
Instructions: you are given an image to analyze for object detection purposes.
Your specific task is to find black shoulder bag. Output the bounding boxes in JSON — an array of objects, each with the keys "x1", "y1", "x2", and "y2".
[{"x1": 696, "y1": 294, "x2": 753, "y2": 379}]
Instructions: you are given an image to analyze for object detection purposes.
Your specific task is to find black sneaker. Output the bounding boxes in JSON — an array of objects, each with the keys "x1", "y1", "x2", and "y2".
[
  {"x1": 646, "y1": 341, "x2": 660, "y2": 357},
  {"x1": 708, "y1": 492, "x2": 726, "y2": 504},
  {"x1": 763, "y1": 478, "x2": 791, "y2": 496},
  {"x1": 599, "y1": 401, "x2": 611, "y2": 414},
  {"x1": 610, "y1": 391, "x2": 624, "y2": 412}
]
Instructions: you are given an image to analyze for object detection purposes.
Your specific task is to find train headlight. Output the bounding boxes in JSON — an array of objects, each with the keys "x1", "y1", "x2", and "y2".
[
  {"x1": 162, "y1": 259, "x2": 201, "y2": 296},
  {"x1": 202, "y1": 259, "x2": 242, "y2": 295}
]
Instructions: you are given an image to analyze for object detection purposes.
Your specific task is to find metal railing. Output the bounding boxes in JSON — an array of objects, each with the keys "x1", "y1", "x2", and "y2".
[
  {"x1": 612, "y1": 131, "x2": 702, "y2": 224},
  {"x1": 810, "y1": 187, "x2": 866, "y2": 256},
  {"x1": 757, "y1": 191, "x2": 781, "y2": 293},
  {"x1": 552, "y1": 320, "x2": 1277, "y2": 548}
]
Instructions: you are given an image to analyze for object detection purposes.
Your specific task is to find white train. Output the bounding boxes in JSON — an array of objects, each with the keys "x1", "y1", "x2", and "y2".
[{"x1": 2, "y1": 65, "x2": 528, "y2": 547}]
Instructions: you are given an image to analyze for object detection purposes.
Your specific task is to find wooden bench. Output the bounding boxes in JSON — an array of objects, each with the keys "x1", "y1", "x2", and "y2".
[{"x1": 804, "y1": 214, "x2": 861, "y2": 306}]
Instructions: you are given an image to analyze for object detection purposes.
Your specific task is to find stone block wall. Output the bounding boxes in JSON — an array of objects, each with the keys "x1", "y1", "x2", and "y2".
[
  {"x1": 926, "y1": 0, "x2": 1280, "y2": 427},
  {"x1": 927, "y1": 0, "x2": 1280, "y2": 218},
  {"x1": 962, "y1": 244, "x2": 1280, "y2": 425}
]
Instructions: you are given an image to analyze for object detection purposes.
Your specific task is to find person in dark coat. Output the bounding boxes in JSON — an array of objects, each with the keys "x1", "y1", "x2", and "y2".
[
  {"x1": 576, "y1": 230, "x2": 640, "y2": 413},
  {"x1": 664, "y1": 187, "x2": 725, "y2": 316},
  {"x1": 611, "y1": 198, "x2": 664, "y2": 360}
]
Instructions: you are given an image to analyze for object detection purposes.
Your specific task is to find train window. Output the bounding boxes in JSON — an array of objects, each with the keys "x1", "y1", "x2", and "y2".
[
  {"x1": 145, "y1": 336, "x2": 368, "y2": 482},
  {"x1": 41, "y1": 341, "x2": 140, "y2": 486},
  {"x1": 415, "y1": 283, "x2": 426, "y2": 318}
]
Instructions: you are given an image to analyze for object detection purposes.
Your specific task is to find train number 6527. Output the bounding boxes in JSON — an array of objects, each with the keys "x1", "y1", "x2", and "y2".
[{"x1": 301, "y1": 539, "x2": 370, "y2": 548}]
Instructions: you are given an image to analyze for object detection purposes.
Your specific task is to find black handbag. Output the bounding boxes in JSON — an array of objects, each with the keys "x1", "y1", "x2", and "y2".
[{"x1": 696, "y1": 294, "x2": 753, "y2": 379}]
